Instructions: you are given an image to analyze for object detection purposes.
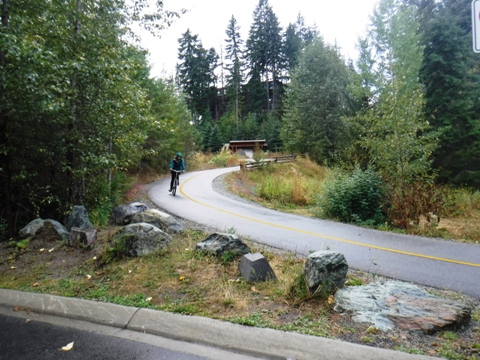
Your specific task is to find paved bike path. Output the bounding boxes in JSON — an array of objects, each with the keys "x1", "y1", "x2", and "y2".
[{"x1": 148, "y1": 167, "x2": 480, "y2": 299}]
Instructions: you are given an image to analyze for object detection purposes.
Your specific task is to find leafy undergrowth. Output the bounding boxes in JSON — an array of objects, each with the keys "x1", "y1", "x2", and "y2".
[{"x1": 0, "y1": 226, "x2": 479, "y2": 360}]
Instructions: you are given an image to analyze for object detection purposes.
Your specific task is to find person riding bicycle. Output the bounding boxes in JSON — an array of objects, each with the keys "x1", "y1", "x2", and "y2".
[{"x1": 169, "y1": 152, "x2": 185, "y2": 192}]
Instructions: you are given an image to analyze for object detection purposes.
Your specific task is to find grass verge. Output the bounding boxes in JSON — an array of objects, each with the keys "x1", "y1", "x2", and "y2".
[{"x1": 0, "y1": 224, "x2": 479, "y2": 359}]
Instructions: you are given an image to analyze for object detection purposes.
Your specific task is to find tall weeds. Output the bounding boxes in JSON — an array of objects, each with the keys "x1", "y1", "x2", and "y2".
[
  {"x1": 384, "y1": 180, "x2": 446, "y2": 229},
  {"x1": 245, "y1": 159, "x2": 326, "y2": 207},
  {"x1": 446, "y1": 188, "x2": 480, "y2": 217}
]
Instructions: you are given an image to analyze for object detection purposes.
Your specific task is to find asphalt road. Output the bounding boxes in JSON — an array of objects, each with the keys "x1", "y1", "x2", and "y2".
[
  {"x1": 0, "y1": 306, "x2": 261, "y2": 360},
  {"x1": 148, "y1": 167, "x2": 480, "y2": 299},
  {"x1": 0, "y1": 290, "x2": 436, "y2": 360},
  {"x1": 0, "y1": 314, "x2": 206, "y2": 360}
]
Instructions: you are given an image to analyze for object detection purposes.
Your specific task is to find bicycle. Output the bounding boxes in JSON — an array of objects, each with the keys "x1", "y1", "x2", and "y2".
[{"x1": 171, "y1": 169, "x2": 182, "y2": 196}]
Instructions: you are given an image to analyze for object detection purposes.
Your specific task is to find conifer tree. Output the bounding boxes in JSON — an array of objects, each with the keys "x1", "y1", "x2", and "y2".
[
  {"x1": 420, "y1": 0, "x2": 480, "y2": 186},
  {"x1": 281, "y1": 40, "x2": 351, "y2": 163},
  {"x1": 224, "y1": 15, "x2": 244, "y2": 127},
  {"x1": 245, "y1": 0, "x2": 284, "y2": 116}
]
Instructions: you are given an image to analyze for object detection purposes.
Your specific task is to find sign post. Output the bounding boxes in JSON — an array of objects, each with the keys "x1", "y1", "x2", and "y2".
[{"x1": 473, "y1": 0, "x2": 480, "y2": 52}]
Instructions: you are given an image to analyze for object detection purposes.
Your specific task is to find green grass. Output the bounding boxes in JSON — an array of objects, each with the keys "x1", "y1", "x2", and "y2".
[{"x1": 394, "y1": 345, "x2": 424, "y2": 355}]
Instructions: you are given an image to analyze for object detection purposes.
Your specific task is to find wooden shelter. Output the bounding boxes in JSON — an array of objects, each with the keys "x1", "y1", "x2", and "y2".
[{"x1": 224, "y1": 140, "x2": 268, "y2": 153}]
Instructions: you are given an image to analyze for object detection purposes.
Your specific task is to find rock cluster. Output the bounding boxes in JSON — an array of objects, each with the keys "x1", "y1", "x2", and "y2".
[
  {"x1": 19, "y1": 218, "x2": 70, "y2": 241},
  {"x1": 17, "y1": 202, "x2": 473, "y2": 332}
]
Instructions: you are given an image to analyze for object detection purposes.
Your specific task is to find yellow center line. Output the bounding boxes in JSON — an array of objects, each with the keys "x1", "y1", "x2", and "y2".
[{"x1": 180, "y1": 175, "x2": 480, "y2": 268}]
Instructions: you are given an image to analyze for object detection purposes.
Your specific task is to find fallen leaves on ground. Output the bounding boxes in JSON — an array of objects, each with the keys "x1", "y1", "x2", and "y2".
[{"x1": 61, "y1": 342, "x2": 74, "y2": 351}]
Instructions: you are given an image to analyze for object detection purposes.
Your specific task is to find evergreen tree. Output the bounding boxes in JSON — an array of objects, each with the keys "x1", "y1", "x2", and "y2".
[
  {"x1": 240, "y1": 113, "x2": 260, "y2": 140},
  {"x1": 420, "y1": 0, "x2": 480, "y2": 186},
  {"x1": 284, "y1": 14, "x2": 318, "y2": 72},
  {"x1": 208, "y1": 124, "x2": 224, "y2": 152},
  {"x1": 245, "y1": 0, "x2": 285, "y2": 116},
  {"x1": 281, "y1": 40, "x2": 352, "y2": 163},
  {"x1": 224, "y1": 16, "x2": 244, "y2": 127},
  {"x1": 176, "y1": 30, "x2": 213, "y2": 120},
  {"x1": 206, "y1": 47, "x2": 221, "y2": 119}
]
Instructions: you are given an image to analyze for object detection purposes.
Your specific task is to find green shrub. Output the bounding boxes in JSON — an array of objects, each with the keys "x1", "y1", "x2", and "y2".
[
  {"x1": 446, "y1": 187, "x2": 480, "y2": 217},
  {"x1": 220, "y1": 250, "x2": 238, "y2": 265},
  {"x1": 7, "y1": 239, "x2": 30, "y2": 249},
  {"x1": 0, "y1": 217, "x2": 8, "y2": 242},
  {"x1": 101, "y1": 234, "x2": 132, "y2": 264},
  {"x1": 318, "y1": 167, "x2": 385, "y2": 224},
  {"x1": 88, "y1": 172, "x2": 131, "y2": 226}
]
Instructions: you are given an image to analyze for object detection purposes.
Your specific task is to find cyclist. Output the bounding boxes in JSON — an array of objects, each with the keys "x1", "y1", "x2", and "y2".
[{"x1": 169, "y1": 152, "x2": 185, "y2": 192}]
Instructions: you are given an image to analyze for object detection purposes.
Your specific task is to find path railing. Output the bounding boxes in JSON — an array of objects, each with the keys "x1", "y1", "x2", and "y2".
[{"x1": 239, "y1": 154, "x2": 297, "y2": 170}]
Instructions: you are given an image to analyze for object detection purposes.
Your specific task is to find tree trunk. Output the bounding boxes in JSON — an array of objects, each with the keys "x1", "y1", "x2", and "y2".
[
  {"x1": 0, "y1": 0, "x2": 14, "y2": 238},
  {"x1": 66, "y1": 0, "x2": 82, "y2": 206}
]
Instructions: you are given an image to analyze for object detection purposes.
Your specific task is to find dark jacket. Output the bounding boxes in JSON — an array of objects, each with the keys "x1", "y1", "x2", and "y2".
[{"x1": 170, "y1": 158, "x2": 185, "y2": 171}]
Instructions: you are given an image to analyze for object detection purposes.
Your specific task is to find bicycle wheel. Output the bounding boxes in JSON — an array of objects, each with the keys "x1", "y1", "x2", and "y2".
[{"x1": 171, "y1": 181, "x2": 177, "y2": 196}]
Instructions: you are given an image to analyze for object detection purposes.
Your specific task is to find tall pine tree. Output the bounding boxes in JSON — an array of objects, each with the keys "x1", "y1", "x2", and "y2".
[
  {"x1": 177, "y1": 29, "x2": 215, "y2": 121},
  {"x1": 224, "y1": 15, "x2": 244, "y2": 127},
  {"x1": 420, "y1": 0, "x2": 480, "y2": 186},
  {"x1": 281, "y1": 39, "x2": 352, "y2": 163},
  {"x1": 245, "y1": 0, "x2": 285, "y2": 117}
]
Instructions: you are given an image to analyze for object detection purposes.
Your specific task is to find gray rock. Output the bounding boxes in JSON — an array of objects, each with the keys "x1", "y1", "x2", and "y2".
[
  {"x1": 69, "y1": 227, "x2": 97, "y2": 247},
  {"x1": 130, "y1": 209, "x2": 184, "y2": 234},
  {"x1": 66, "y1": 205, "x2": 93, "y2": 231},
  {"x1": 109, "y1": 202, "x2": 148, "y2": 226},
  {"x1": 334, "y1": 280, "x2": 472, "y2": 333},
  {"x1": 112, "y1": 222, "x2": 172, "y2": 257},
  {"x1": 18, "y1": 218, "x2": 45, "y2": 239},
  {"x1": 42, "y1": 219, "x2": 70, "y2": 240},
  {"x1": 303, "y1": 250, "x2": 348, "y2": 295},
  {"x1": 239, "y1": 253, "x2": 276, "y2": 282},
  {"x1": 195, "y1": 233, "x2": 250, "y2": 257},
  {"x1": 18, "y1": 218, "x2": 69, "y2": 240}
]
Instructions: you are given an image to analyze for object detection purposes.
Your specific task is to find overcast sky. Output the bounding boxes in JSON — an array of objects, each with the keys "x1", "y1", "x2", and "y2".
[{"x1": 138, "y1": 0, "x2": 379, "y2": 78}]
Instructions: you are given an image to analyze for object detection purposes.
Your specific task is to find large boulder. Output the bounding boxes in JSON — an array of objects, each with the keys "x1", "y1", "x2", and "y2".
[
  {"x1": 18, "y1": 218, "x2": 45, "y2": 239},
  {"x1": 303, "y1": 250, "x2": 348, "y2": 295},
  {"x1": 18, "y1": 218, "x2": 69, "y2": 241},
  {"x1": 130, "y1": 209, "x2": 184, "y2": 234},
  {"x1": 109, "y1": 202, "x2": 148, "y2": 225},
  {"x1": 112, "y1": 222, "x2": 172, "y2": 257},
  {"x1": 334, "y1": 280, "x2": 472, "y2": 333},
  {"x1": 66, "y1": 205, "x2": 93, "y2": 231},
  {"x1": 195, "y1": 233, "x2": 250, "y2": 257}
]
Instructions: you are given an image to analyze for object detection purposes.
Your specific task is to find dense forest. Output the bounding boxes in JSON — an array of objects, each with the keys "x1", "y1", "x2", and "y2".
[{"x1": 1, "y1": 0, "x2": 479, "y2": 238}]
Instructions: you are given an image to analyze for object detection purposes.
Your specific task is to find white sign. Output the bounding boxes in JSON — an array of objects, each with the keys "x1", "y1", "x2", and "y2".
[{"x1": 473, "y1": 0, "x2": 480, "y2": 52}]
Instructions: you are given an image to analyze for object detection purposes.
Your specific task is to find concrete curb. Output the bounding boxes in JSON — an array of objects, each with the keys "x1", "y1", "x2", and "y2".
[{"x1": 0, "y1": 289, "x2": 438, "y2": 360}]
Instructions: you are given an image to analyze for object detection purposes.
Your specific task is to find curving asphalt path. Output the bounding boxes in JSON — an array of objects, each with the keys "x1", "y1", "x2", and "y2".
[{"x1": 148, "y1": 167, "x2": 480, "y2": 299}]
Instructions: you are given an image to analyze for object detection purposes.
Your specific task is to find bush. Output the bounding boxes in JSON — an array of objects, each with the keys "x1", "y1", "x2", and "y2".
[
  {"x1": 384, "y1": 180, "x2": 446, "y2": 229},
  {"x1": 318, "y1": 167, "x2": 385, "y2": 224},
  {"x1": 88, "y1": 172, "x2": 131, "y2": 227},
  {"x1": 0, "y1": 217, "x2": 7, "y2": 242}
]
